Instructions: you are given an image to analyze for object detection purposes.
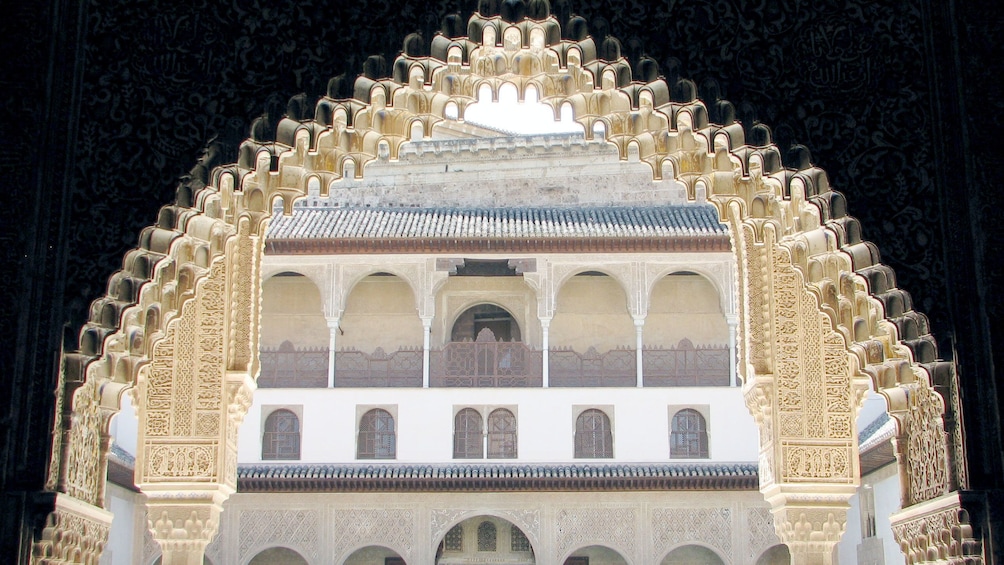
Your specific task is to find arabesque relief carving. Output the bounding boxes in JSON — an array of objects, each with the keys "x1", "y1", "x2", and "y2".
[{"x1": 40, "y1": 5, "x2": 974, "y2": 564}]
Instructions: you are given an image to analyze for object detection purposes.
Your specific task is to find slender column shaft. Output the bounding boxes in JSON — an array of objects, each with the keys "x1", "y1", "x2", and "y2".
[
  {"x1": 634, "y1": 317, "x2": 645, "y2": 387},
  {"x1": 326, "y1": 318, "x2": 339, "y2": 388},
  {"x1": 422, "y1": 318, "x2": 432, "y2": 388},
  {"x1": 540, "y1": 317, "x2": 551, "y2": 388}
]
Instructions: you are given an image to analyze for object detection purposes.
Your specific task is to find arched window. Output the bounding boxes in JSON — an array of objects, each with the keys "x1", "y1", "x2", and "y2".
[
  {"x1": 510, "y1": 526, "x2": 531, "y2": 552},
  {"x1": 357, "y1": 409, "x2": 396, "y2": 459},
  {"x1": 574, "y1": 409, "x2": 612, "y2": 458},
  {"x1": 262, "y1": 409, "x2": 300, "y2": 460},
  {"x1": 487, "y1": 408, "x2": 517, "y2": 459},
  {"x1": 454, "y1": 408, "x2": 484, "y2": 459},
  {"x1": 477, "y1": 521, "x2": 497, "y2": 551},
  {"x1": 444, "y1": 524, "x2": 464, "y2": 551},
  {"x1": 671, "y1": 409, "x2": 709, "y2": 458}
]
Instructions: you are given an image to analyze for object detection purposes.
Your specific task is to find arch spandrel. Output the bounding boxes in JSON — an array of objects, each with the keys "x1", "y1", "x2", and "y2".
[{"x1": 40, "y1": 6, "x2": 978, "y2": 565}]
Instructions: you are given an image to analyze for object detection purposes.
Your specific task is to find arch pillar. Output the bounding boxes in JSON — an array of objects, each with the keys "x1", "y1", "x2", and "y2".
[
  {"x1": 134, "y1": 225, "x2": 263, "y2": 563},
  {"x1": 735, "y1": 219, "x2": 864, "y2": 565}
]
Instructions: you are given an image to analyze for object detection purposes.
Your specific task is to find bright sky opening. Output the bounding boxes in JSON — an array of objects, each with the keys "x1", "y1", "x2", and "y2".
[{"x1": 455, "y1": 83, "x2": 584, "y2": 136}]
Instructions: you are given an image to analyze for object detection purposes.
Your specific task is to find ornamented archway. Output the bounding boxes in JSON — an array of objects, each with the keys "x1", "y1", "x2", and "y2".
[{"x1": 34, "y1": 5, "x2": 977, "y2": 565}]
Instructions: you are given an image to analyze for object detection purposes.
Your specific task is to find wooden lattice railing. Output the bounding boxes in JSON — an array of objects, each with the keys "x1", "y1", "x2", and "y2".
[{"x1": 259, "y1": 338, "x2": 729, "y2": 388}]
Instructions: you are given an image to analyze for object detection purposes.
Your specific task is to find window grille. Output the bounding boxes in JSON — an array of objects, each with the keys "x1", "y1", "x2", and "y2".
[
  {"x1": 670, "y1": 408, "x2": 709, "y2": 458},
  {"x1": 477, "y1": 521, "x2": 497, "y2": 551},
  {"x1": 510, "y1": 526, "x2": 531, "y2": 552},
  {"x1": 262, "y1": 409, "x2": 300, "y2": 460},
  {"x1": 454, "y1": 408, "x2": 484, "y2": 459},
  {"x1": 574, "y1": 409, "x2": 613, "y2": 458},
  {"x1": 444, "y1": 525, "x2": 463, "y2": 551},
  {"x1": 487, "y1": 408, "x2": 517, "y2": 458},
  {"x1": 357, "y1": 409, "x2": 396, "y2": 459}
]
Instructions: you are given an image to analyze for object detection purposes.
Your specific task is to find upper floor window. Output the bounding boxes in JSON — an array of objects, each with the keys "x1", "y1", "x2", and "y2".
[
  {"x1": 574, "y1": 409, "x2": 612, "y2": 458},
  {"x1": 477, "y1": 521, "x2": 497, "y2": 551},
  {"x1": 487, "y1": 408, "x2": 517, "y2": 458},
  {"x1": 670, "y1": 408, "x2": 709, "y2": 458},
  {"x1": 358, "y1": 408, "x2": 396, "y2": 459},
  {"x1": 262, "y1": 409, "x2": 300, "y2": 460},
  {"x1": 454, "y1": 408, "x2": 484, "y2": 459}
]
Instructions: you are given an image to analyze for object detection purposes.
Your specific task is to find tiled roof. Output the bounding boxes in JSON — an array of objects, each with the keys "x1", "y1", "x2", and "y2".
[
  {"x1": 237, "y1": 462, "x2": 758, "y2": 492},
  {"x1": 266, "y1": 205, "x2": 731, "y2": 254},
  {"x1": 269, "y1": 205, "x2": 726, "y2": 240}
]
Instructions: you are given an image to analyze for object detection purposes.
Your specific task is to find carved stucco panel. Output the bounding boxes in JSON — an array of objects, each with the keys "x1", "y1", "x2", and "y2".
[
  {"x1": 64, "y1": 380, "x2": 107, "y2": 507},
  {"x1": 237, "y1": 508, "x2": 320, "y2": 564},
  {"x1": 332, "y1": 508, "x2": 414, "y2": 562},
  {"x1": 900, "y1": 381, "x2": 951, "y2": 506},
  {"x1": 554, "y1": 507, "x2": 637, "y2": 563},
  {"x1": 745, "y1": 506, "x2": 781, "y2": 563},
  {"x1": 651, "y1": 507, "x2": 733, "y2": 561},
  {"x1": 141, "y1": 259, "x2": 228, "y2": 484},
  {"x1": 431, "y1": 508, "x2": 470, "y2": 544},
  {"x1": 769, "y1": 235, "x2": 856, "y2": 484}
]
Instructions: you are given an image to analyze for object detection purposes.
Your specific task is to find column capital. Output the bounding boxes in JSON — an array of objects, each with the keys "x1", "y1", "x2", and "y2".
[{"x1": 145, "y1": 488, "x2": 228, "y2": 565}]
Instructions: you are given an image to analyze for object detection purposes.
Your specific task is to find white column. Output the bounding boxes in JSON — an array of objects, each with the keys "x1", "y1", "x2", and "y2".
[
  {"x1": 727, "y1": 314, "x2": 738, "y2": 387},
  {"x1": 326, "y1": 317, "x2": 339, "y2": 388},
  {"x1": 540, "y1": 317, "x2": 551, "y2": 388},
  {"x1": 633, "y1": 316, "x2": 645, "y2": 388},
  {"x1": 422, "y1": 317, "x2": 432, "y2": 388}
]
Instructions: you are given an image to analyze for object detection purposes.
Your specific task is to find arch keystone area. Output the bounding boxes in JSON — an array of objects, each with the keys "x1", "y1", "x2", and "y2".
[{"x1": 36, "y1": 5, "x2": 980, "y2": 565}]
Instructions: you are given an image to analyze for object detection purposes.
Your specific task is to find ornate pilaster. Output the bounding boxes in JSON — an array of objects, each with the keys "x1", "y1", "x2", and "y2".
[
  {"x1": 31, "y1": 494, "x2": 112, "y2": 565},
  {"x1": 136, "y1": 249, "x2": 247, "y2": 560},
  {"x1": 890, "y1": 492, "x2": 984, "y2": 564},
  {"x1": 738, "y1": 221, "x2": 862, "y2": 564}
]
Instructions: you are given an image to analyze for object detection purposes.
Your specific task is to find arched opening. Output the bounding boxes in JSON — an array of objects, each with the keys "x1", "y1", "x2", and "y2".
[
  {"x1": 450, "y1": 304, "x2": 521, "y2": 343},
  {"x1": 563, "y1": 545, "x2": 628, "y2": 565},
  {"x1": 247, "y1": 547, "x2": 308, "y2": 565},
  {"x1": 644, "y1": 272, "x2": 730, "y2": 386},
  {"x1": 259, "y1": 272, "x2": 329, "y2": 388},
  {"x1": 343, "y1": 545, "x2": 406, "y2": 565},
  {"x1": 550, "y1": 272, "x2": 635, "y2": 387},
  {"x1": 434, "y1": 515, "x2": 535, "y2": 564},
  {"x1": 338, "y1": 272, "x2": 423, "y2": 387},
  {"x1": 754, "y1": 544, "x2": 792, "y2": 565},
  {"x1": 660, "y1": 544, "x2": 725, "y2": 565}
]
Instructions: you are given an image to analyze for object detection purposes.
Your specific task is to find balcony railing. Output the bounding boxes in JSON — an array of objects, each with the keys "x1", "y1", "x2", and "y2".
[
  {"x1": 549, "y1": 347, "x2": 636, "y2": 387},
  {"x1": 258, "y1": 337, "x2": 730, "y2": 388},
  {"x1": 643, "y1": 339, "x2": 731, "y2": 386},
  {"x1": 335, "y1": 348, "x2": 423, "y2": 387},
  {"x1": 258, "y1": 344, "x2": 327, "y2": 388},
  {"x1": 430, "y1": 329, "x2": 543, "y2": 387}
]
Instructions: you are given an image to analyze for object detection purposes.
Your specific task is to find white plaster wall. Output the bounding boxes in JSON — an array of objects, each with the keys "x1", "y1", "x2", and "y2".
[
  {"x1": 100, "y1": 483, "x2": 142, "y2": 565},
  {"x1": 238, "y1": 386, "x2": 757, "y2": 464},
  {"x1": 874, "y1": 465, "x2": 905, "y2": 565},
  {"x1": 109, "y1": 393, "x2": 139, "y2": 457}
]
